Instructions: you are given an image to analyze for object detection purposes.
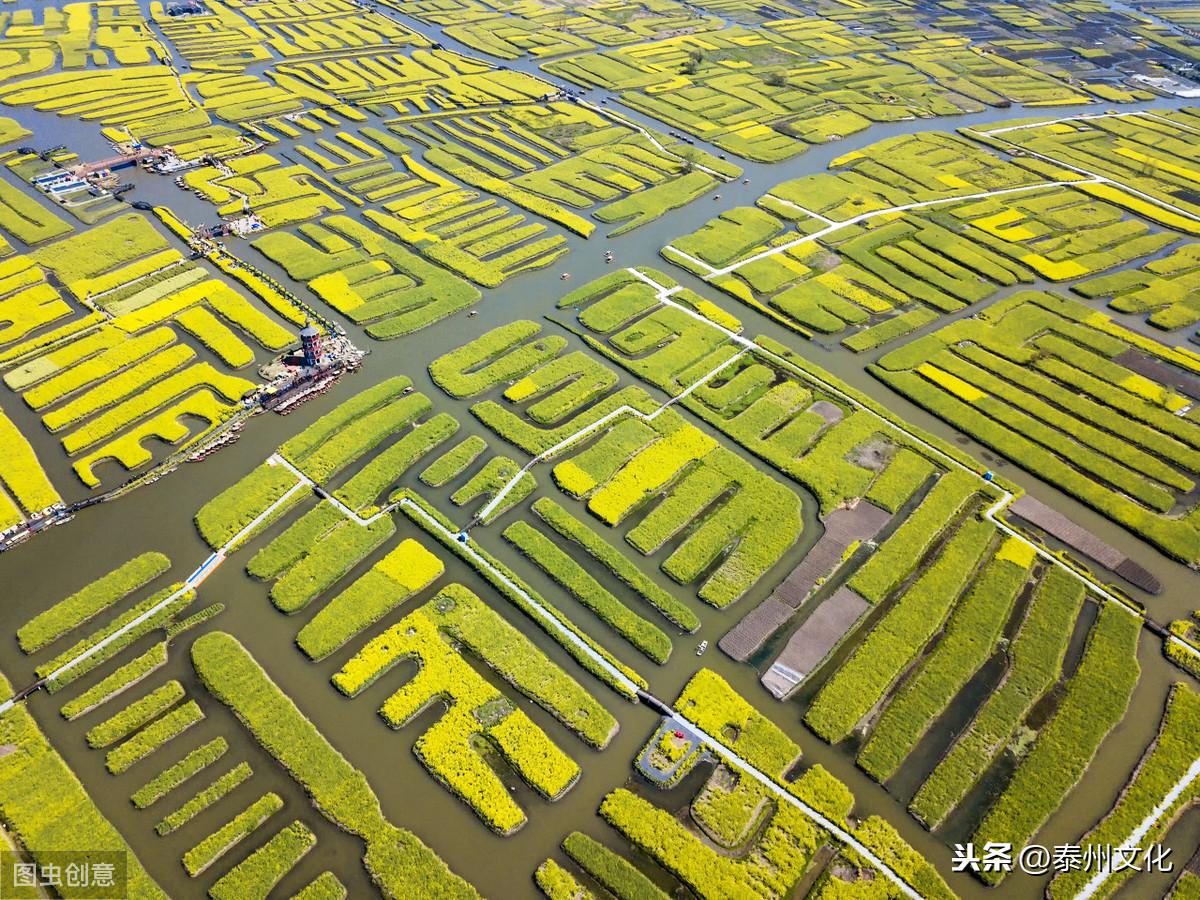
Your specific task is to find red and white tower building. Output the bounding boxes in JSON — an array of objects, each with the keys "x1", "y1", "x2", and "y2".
[{"x1": 300, "y1": 321, "x2": 321, "y2": 368}]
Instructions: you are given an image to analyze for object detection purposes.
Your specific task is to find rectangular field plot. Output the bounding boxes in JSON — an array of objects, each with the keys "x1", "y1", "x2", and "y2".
[
  {"x1": 0, "y1": 0, "x2": 333, "y2": 134},
  {"x1": 772, "y1": 131, "x2": 1051, "y2": 215},
  {"x1": 150, "y1": 0, "x2": 274, "y2": 72},
  {"x1": 806, "y1": 514, "x2": 1006, "y2": 745},
  {"x1": 566, "y1": 668, "x2": 956, "y2": 900},
  {"x1": 331, "y1": 583, "x2": 608, "y2": 832},
  {"x1": 428, "y1": 311, "x2": 802, "y2": 611},
  {"x1": 0, "y1": 675, "x2": 165, "y2": 898},
  {"x1": 0, "y1": 1, "x2": 161, "y2": 71},
  {"x1": 1074, "y1": 241, "x2": 1200, "y2": 331},
  {"x1": 0, "y1": 405, "x2": 60, "y2": 530},
  {"x1": 287, "y1": 128, "x2": 431, "y2": 203},
  {"x1": 560, "y1": 267, "x2": 970, "y2": 514},
  {"x1": 393, "y1": 0, "x2": 719, "y2": 59},
  {"x1": 272, "y1": 47, "x2": 552, "y2": 114},
  {"x1": 252, "y1": 146, "x2": 571, "y2": 289},
  {"x1": 186, "y1": 69, "x2": 336, "y2": 123},
  {"x1": 0, "y1": 255, "x2": 81, "y2": 350},
  {"x1": 0, "y1": 3, "x2": 348, "y2": 130},
  {"x1": 184, "y1": 152, "x2": 345, "y2": 229},
  {"x1": 1046, "y1": 683, "x2": 1200, "y2": 899},
  {"x1": 540, "y1": 21, "x2": 1122, "y2": 162},
  {"x1": 362, "y1": 200, "x2": 566, "y2": 290},
  {"x1": 28, "y1": 61, "x2": 179, "y2": 124},
  {"x1": 389, "y1": 101, "x2": 737, "y2": 237},
  {"x1": 440, "y1": 14, "x2": 597, "y2": 60},
  {"x1": 967, "y1": 600, "x2": 1140, "y2": 885},
  {"x1": 972, "y1": 109, "x2": 1200, "y2": 234},
  {"x1": 939, "y1": 184, "x2": 1176, "y2": 280},
  {"x1": 874, "y1": 290, "x2": 1200, "y2": 562},
  {"x1": 0, "y1": 173, "x2": 74, "y2": 243},
  {"x1": 0, "y1": 214, "x2": 296, "y2": 490},
  {"x1": 276, "y1": 375, "x2": 458, "y2": 495},
  {"x1": 11, "y1": 518, "x2": 470, "y2": 896},
  {"x1": 190, "y1": 631, "x2": 477, "y2": 897},
  {"x1": 549, "y1": 410, "x2": 802, "y2": 611},
  {"x1": 807, "y1": 532, "x2": 1142, "y2": 886},
  {"x1": 153, "y1": 0, "x2": 430, "y2": 73},
  {"x1": 253, "y1": 214, "x2": 480, "y2": 338},
  {"x1": 281, "y1": 127, "x2": 405, "y2": 193},
  {"x1": 548, "y1": 270, "x2": 1151, "y2": 731},
  {"x1": 890, "y1": 44, "x2": 1103, "y2": 107},
  {"x1": 664, "y1": 130, "x2": 1177, "y2": 347},
  {"x1": 734, "y1": 462, "x2": 1144, "y2": 881},
  {"x1": 682, "y1": 210, "x2": 1024, "y2": 337},
  {"x1": 541, "y1": 24, "x2": 968, "y2": 162},
  {"x1": 662, "y1": 132, "x2": 1042, "y2": 340}
]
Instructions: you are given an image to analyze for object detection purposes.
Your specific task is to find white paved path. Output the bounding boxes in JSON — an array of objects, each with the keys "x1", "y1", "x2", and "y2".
[{"x1": 1075, "y1": 759, "x2": 1200, "y2": 899}]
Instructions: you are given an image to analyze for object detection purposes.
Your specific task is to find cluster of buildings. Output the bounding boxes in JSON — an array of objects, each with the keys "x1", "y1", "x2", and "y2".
[
  {"x1": 31, "y1": 142, "x2": 189, "y2": 207},
  {"x1": 0, "y1": 503, "x2": 70, "y2": 551},
  {"x1": 255, "y1": 322, "x2": 366, "y2": 415},
  {"x1": 165, "y1": 1, "x2": 206, "y2": 16}
]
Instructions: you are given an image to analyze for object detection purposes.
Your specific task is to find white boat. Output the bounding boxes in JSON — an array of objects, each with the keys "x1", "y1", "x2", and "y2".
[{"x1": 696, "y1": 640, "x2": 708, "y2": 656}]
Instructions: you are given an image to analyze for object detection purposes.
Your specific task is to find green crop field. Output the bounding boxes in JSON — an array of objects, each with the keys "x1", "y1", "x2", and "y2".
[{"x1": 1, "y1": 3, "x2": 1198, "y2": 899}]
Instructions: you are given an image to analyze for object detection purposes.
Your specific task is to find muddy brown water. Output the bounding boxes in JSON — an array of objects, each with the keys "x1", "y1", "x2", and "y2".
[{"x1": 0, "y1": 22, "x2": 1197, "y2": 897}]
